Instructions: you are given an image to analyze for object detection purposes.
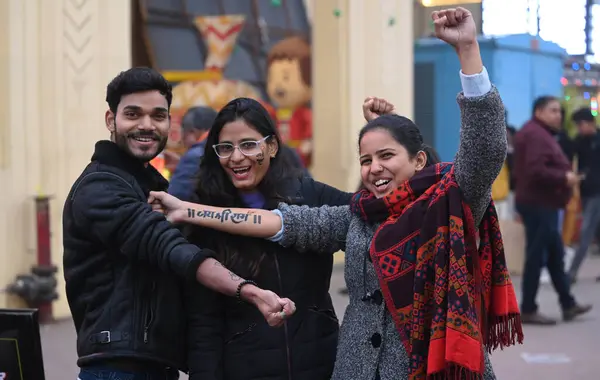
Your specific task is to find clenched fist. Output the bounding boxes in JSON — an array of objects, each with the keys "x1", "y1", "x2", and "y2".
[
  {"x1": 363, "y1": 97, "x2": 396, "y2": 122},
  {"x1": 432, "y1": 7, "x2": 477, "y2": 49}
]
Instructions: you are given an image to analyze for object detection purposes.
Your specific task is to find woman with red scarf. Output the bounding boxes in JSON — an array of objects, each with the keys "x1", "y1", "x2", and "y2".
[{"x1": 150, "y1": 7, "x2": 522, "y2": 380}]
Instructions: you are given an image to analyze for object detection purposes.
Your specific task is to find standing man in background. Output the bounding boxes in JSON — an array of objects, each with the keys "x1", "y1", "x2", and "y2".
[
  {"x1": 567, "y1": 107, "x2": 600, "y2": 283},
  {"x1": 513, "y1": 96, "x2": 592, "y2": 325}
]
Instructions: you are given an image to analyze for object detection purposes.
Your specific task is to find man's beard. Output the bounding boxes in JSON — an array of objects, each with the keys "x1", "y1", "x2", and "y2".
[{"x1": 113, "y1": 122, "x2": 168, "y2": 162}]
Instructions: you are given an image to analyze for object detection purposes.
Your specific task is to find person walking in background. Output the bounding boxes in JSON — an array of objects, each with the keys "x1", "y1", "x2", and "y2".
[
  {"x1": 168, "y1": 106, "x2": 218, "y2": 201},
  {"x1": 567, "y1": 107, "x2": 600, "y2": 283},
  {"x1": 513, "y1": 96, "x2": 592, "y2": 325}
]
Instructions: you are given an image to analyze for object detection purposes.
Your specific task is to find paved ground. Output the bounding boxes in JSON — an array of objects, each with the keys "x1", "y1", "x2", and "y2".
[{"x1": 41, "y1": 256, "x2": 600, "y2": 380}]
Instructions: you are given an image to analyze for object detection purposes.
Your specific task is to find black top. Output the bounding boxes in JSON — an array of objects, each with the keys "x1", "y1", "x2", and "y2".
[
  {"x1": 62, "y1": 140, "x2": 214, "y2": 370},
  {"x1": 573, "y1": 132, "x2": 600, "y2": 198},
  {"x1": 185, "y1": 176, "x2": 352, "y2": 380}
]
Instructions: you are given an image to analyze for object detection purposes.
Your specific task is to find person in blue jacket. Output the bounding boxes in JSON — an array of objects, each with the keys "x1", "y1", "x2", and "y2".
[{"x1": 168, "y1": 106, "x2": 218, "y2": 200}]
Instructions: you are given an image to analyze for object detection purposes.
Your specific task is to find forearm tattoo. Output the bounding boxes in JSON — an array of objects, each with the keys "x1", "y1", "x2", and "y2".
[
  {"x1": 213, "y1": 260, "x2": 242, "y2": 281},
  {"x1": 187, "y1": 208, "x2": 262, "y2": 224}
]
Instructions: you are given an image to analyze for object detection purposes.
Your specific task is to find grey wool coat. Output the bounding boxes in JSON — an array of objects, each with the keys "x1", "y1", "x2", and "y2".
[{"x1": 275, "y1": 87, "x2": 507, "y2": 380}]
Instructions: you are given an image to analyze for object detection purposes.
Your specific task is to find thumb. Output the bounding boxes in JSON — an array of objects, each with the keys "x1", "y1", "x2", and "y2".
[
  {"x1": 433, "y1": 15, "x2": 447, "y2": 29},
  {"x1": 148, "y1": 191, "x2": 163, "y2": 202}
]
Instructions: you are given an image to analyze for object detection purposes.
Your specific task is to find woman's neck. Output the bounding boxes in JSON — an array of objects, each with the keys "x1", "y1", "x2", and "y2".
[{"x1": 239, "y1": 190, "x2": 265, "y2": 209}]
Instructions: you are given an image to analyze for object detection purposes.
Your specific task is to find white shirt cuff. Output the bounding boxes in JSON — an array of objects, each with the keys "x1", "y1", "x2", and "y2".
[
  {"x1": 459, "y1": 66, "x2": 492, "y2": 98},
  {"x1": 267, "y1": 209, "x2": 284, "y2": 242}
]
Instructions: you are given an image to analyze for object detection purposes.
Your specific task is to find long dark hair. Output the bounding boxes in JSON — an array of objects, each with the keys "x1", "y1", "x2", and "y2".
[
  {"x1": 188, "y1": 97, "x2": 299, "y2": 276},
  {"x1": 358, "y1": 114, "x2": 441, "y2": 167}
]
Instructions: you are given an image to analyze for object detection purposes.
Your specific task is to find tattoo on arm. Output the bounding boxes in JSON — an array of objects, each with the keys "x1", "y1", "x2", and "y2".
[
  {"x1": 213, "y1": 260, "x2": 242, "y2": 281},
  {"x1": 187, "y1": 208, "x2": 262, "y2": 224}
]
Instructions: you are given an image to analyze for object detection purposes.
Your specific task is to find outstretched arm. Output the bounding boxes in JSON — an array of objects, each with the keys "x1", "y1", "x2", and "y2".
[
  {"x1": 269, "y1": 203, "x2": 351, "y2": 253},
  {"x1": 71, "y1": 173, "x2": 295, "y2": 326},
  {"x1": 170, "y1": 200, "x2": 283, "y2": 239},
  {"x1": 149, "y1": 191, "x2": 352, "y2": 254}
]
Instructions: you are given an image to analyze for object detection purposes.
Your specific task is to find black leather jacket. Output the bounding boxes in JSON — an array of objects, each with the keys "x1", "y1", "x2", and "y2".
[{"x1": 63, "y1": 141, "x2": 214, "y2": 370}]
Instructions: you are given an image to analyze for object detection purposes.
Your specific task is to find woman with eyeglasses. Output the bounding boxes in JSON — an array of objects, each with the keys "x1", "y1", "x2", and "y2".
[{"x1": 181, "y1": 97, "x2": 355, "y2": 380}]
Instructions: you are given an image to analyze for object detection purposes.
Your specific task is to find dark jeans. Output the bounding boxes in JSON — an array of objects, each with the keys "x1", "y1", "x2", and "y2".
[
  {"x1": 78, "y1": 366, "x2": 179, "y2": 380},
  {"x1": 516, "y1": 203, "x2": 575, "y2": 314}
]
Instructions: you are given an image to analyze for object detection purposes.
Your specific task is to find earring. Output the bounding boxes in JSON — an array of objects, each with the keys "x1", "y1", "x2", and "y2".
[{"x1": 270, "y1": 154, "x2": 276, "y2": 158}]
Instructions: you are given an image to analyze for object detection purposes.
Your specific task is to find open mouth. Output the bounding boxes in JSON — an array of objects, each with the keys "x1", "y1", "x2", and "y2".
[
  {"x1": 129, "y1": 134, "x2": 158, "y2": 147},
  {"x1": 373, "y1": 178, "x2": 391, "y2": 190},
  {"x1": 131, "y1": 136, "x2": 156, "y2": 142},
  {"x1": 230, "y1": 166, "x2": 251, "y2": 179}
]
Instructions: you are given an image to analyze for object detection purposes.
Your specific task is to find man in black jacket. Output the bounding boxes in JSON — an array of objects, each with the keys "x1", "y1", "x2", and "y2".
[
  {"x1": 567, "y1": 107, "x2": 600, "y2": 283},
  {"x1": 63, "y1": 67, "x2": 295, "y2": 380}
]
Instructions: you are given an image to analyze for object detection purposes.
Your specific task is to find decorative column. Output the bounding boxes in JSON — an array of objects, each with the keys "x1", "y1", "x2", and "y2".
[
  {"x1": 311, "y1": 0, "x2": 414, "y2": 192},
  {"x1": 0, "y1": 0, "x2": 131, "y2": 317}
]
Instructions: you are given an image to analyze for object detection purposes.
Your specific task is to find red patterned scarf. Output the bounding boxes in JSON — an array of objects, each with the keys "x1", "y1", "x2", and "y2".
[{"x1": 350, "y1": 163, "x2": 523, "y2": 379}]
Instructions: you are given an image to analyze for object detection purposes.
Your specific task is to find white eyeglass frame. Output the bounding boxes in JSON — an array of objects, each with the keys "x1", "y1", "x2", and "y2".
[{"x1": 212, "y1": 135, "x2": 271, "y2": 158}]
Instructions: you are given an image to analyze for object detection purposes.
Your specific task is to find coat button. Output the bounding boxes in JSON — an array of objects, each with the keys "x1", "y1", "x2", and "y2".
[
  {"x1": 372, "y1": 290, "x2": 383, "y2": 305},
  {"x1": 370, "y1": 332, "x2": 382, "y2": 348}
]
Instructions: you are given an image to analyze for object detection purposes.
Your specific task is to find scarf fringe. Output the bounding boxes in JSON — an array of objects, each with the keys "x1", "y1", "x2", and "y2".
[
  {"x1": 426, "y1": 363, "x2": 484, "y2": 380},
  {"x1": 485, "y1": 313, "x2": 524, "y2": 353}
]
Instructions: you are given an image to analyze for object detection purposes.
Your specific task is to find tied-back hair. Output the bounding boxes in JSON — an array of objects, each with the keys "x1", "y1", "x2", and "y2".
[
  {"x1": 187, "y1": 97, "x2": 301, "y2": 277},
  {"x1": 359, "y1": 114, "x2": 441, "y2": 168}
]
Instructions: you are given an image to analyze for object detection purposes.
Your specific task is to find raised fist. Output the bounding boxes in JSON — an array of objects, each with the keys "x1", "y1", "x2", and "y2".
[
  {"x1": 431, "y1": 7, "x2": 477, "y2": 49},
  {"x1": 363, "y1": 96, "x2": 396, "y2": 122}
]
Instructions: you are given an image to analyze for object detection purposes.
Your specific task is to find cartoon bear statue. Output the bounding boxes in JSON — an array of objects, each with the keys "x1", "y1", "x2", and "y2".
[{"x1": 267, "y1": 36, "x2": 313, "y2": 168}]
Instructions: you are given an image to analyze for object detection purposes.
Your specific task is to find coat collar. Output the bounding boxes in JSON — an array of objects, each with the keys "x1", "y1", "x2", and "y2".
[{"x1": 90, "y1": 140, "x2": 169, "y2": 193}]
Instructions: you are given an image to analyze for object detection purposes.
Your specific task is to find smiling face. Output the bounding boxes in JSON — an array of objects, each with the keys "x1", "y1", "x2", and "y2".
[
  {"x1": 359, "y1": 128, "x2": 426, "y2": 198},
  {"x1": 216, "y1": 119, "x2": 278, "y2": 192},
  {"x1": 105, "y1": 90, "x2": 170, "y2": 162},
  {"x1": 267, "y1": 59, "x2": 312, "y2": 109}
]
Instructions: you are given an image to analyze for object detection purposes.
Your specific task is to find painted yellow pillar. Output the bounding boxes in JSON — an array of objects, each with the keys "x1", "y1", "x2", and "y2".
[
  {"x1": 0, "y1": 0, "x2": 131, "y2": 318},
  {"x1": 310, "y1": 1, "x2": 413, "y2": 265},
  {"x1": 311, "y1": 0, "x2": 414, "y2": 192}
]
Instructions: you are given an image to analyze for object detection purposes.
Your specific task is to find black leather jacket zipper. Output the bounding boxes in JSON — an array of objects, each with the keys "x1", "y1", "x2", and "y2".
[
  {"x1": 143, "y1": 281, "x2": 156, "y2": 343},
  {"x1": 274, "y1": 255, "x2": 293, "y2": 380}
]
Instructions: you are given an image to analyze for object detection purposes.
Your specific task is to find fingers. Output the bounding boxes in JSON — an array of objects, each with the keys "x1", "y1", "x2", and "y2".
[
  {"x1": 432, "y1": 8, "x2": 469, "y2": 26},
  {"x1": 151, "y1": 201, "x2": 165, "y2": 214},
  {"x1": 280, "y1": 298, "x2": 296, "y2": 315},
  {"x1": 455, "y1": 7, "x2": 469, "y2": 21},
  {"x1": 148, "y1": 191, "x2": 163, "y2": 203},
  {"x1": 432, "y1": 8, "x2": 461, "y2": 27},
  {"x1": 446, "y1": 8, "x2": 458, "y2": 25},
  {"x1": 264, "y1": 298, "x2": 297, "y2": 327},
  {"x1": 365, "y1": 97, "x2": 395, "y2": 116}
]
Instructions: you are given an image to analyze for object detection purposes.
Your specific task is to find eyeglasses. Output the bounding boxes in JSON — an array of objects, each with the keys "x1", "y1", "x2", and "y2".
[{"x1": 212, "y1": 135, "x2": 271, "y2": 159}]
